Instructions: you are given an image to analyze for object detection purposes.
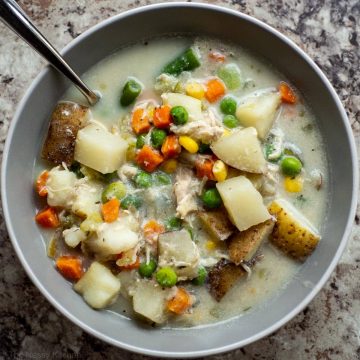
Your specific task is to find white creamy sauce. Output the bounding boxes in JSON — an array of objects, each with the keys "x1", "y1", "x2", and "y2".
[{"x1": 58, "y1": 36, "x2": 329, "y2": 327}]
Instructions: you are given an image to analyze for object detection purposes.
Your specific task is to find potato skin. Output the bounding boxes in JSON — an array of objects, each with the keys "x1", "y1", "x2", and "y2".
[
  {"x1": 198, "y1": 209, "x2": 235, "y2": 241},
  {"x1": 208, "y1": 259, "x2": 246, "y2": 301},
  {"x1": 228, "y1": 219, "x2": 274, "y2": 264},
  {"x1": 42, "y1": 101, "x2": 89, "y2": 166}
]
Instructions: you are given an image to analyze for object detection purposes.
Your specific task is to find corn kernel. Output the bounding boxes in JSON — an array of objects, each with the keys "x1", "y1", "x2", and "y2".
[
  {"x1": 186, "y1": 82, "x2": 205, "y2": 100},
  {"x1": 161, "y1": 159, "x2": 178, "y2": 174},
  {"x1": 212, "y1": 160, "x2": 228, "y2": 182},
  {"x1": 222, "y1": 129, "x2": 231, "y2": 137},
  {"x1": 179, "y1": 136, "x2": 199, "y2": 154},
  {"x1": 206, "y1": 240, "x2": 217, "y2": 251},
  {"x1": 284, "y1": 176, "x2": 303, "y2": 193}
]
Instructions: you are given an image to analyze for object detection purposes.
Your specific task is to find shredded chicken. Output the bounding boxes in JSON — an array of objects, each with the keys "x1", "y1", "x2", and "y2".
[
  {"x1": 117, "y1": 164, "x2": 138, "y2": 182},
  {"x1": 174, "y1": 166, "x2": 201, "y2": 219},
  {"x1": 170, "y1": 109, "x2": 224, "y2": 143}
]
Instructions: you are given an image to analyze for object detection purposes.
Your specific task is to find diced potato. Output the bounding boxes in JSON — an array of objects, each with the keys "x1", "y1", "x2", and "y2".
[
  {"x1": 268, "y1": 199, "x2": 320, "y2": 260},
  {"x1": 71, "y1": 180, "x2": 102, "y2": 218},
  {"x1": 117, "y1": 270, "x2": 138, "y2": 300},
  {"x1": 158, "y1": 229, "x2": 200, "y2": 280},
  {"x1": 236, "y1": 92, "x2": 281, "y2": 139},
  {"x1": 216, "y1": 176, "x2": 271, "y2": 231},
  {"x1": 132, "y1": 280, "x2": 171, "y2": 324},
  {"x1": 211, "y1": 127, "x2": 266, "y2": 174},
  {"x1": 74, "y1": 262, "x2": 121, "y2": 309},
  {"x1": 198, "y1": 210, "x2": 235, "y2": 241},
  {"x1": 161, "y1": 93, "x2": 203, "y2": 122},
  {"x1": 85, "y1": 214, "x2": 140, "y2": 258},
  {"x1": 42, "y1": 102, "x2": 89, "y2": 166},
  {"x1": 228, "y1": 219, "x2": 275, "y2": 264},
  {"x1": 63, "y1": 226, "x2": 87, "y2": 248},
  {"x1": 46, "y1": 167, "x2": 77, "y2": 208},
  {"x1": 74, "y1": 123, "x2": 128, "y2": 174}
]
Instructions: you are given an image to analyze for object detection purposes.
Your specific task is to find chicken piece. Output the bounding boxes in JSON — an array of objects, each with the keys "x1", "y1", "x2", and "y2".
[
  {"x1": 117, "y1": 164, "x2": 138, "y2": 182},
  {"x1": 174, "y1": 166, "x2": 201, "y2": 219},
  {"x1": 42, "y1": 102, "x2": 89, "y2": 166},
  {"x1": 208, "y1": 259, "x2": 247, "y2": 301},
  {"x1": 198, "y1": 209, "x2": 235, "y2": 241},
  {"x1": 228, "y1": 219, "x2": 275, "y2": 264},
  {"x1": 170, "y1": 109, "x2": 224, "y2": 143}
]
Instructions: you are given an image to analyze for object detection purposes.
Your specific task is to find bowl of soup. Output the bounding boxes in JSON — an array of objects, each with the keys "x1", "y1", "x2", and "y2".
[{"x1": 1, "y1": 3, "x2": 358, "y2": 357}]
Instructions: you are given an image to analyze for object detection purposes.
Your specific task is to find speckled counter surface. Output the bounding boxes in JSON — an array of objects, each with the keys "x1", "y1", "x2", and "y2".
[{"x1": 0, "y1": 1, "x2": 359, "y2": 359}]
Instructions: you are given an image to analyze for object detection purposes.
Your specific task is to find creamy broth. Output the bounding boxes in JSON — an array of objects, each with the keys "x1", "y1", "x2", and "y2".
[{"x1": 36, "y1": 36, "x2": 328, "y2": 327}]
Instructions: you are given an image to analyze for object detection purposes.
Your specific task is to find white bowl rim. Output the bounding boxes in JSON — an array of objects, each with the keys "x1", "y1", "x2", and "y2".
[{"x1": 1, "y1": 2, "x2": 358, "y2": 357}]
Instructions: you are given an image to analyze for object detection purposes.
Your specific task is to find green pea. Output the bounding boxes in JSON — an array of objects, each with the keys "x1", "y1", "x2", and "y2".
[
  {"x1": 156, "y1": 267, "x2": 177, "y2": 287},
  {"x1": 192, "y1": 266, "x2": 207, "y2": 286},
  {"x1": 120, "y1": 194, "x2": 142, "y2": 210},
  {"x1": 103, "y1": 171, "x2": 118, "y2": 183},
  {"x1": 223, "y1": 115, "x2": 239, "y2": 129},
  {"x1": 280, "y1": 156, "x2": 302, "y2": 177},
  {"x1": 136, "y1": 134, "x2": 146, "y2": 149},
  {"x1": 134, "y1": 171, "x2": 152, "y2": 188},
  {"x1": 217, "y1": 63, "x2": 242, "y2": 90},
  {"x1": 198, "y1": 143, "x2": 211, "y2": 154},
  {"x1": 201, "y1": 188, "x2": 222, "y2": 209},
  {"x1": 101, "y1": 181, "x2": 127, "y2": 203},
  {"x1": 165, "y1": 216, "x2": 182, "y2": 231},
  {"x1": 220, "y1": 96, "x2": 237, "y2": 115},
  {"x1": 120, "y1": 79, "x2": 142, "y2": 106},
  {"x1": 138, "y1": 259, "x2": 157, "y2": 278},
  {"x1": 154, "y1": 172, "x2": 171, "y2": 185},
  {"x1": 151, "y1": 128, "x2": 167, "y2": 148},
  {"x1": 170, "y1": 106, "x2": 188, "y2": 125}
]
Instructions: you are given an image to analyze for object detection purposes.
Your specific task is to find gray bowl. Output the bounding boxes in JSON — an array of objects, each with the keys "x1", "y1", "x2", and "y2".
[{"x1": 1, "y1": 3, "x2": 358, "y2": 358}]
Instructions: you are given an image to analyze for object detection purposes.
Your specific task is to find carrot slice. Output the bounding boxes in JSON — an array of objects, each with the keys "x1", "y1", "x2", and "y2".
[
  {"x1": 35, "y1": 207, "x2": 59, "y2": 228},
  {"x1": 136, "y1": 145, "x2": 164, "y2": 172},
  {"x1": 167, "y1": 287, "x2": 192, "y2": 314},
  {"x1": 56, "y1": 256, "x2": 83, "y2": 281},
  {"x1": 101, "y1": 198, "x2": 120, "y2": 223},
  {"x1": 143, "y1": 220, "x2": 165, "y2": 242},
  {"x1": 279, "y1": 82, "x2": 297, "y2": 104},
  {"x1": 205, "y1": 78, "x2": 226, "y2": 103},
  {"x1": 161, "y1": 135, "x2": 181, "y2": 159},
  {"x1": 131, "y1": 108, "x2": 151, "y2": 134},
  {"x1": 195, "y1": 158, "x2": 215, "y2": 180},
  {"x1": 208, "y1": 51, "x2": 226, "y2": 62},
  {"x1": 35, "y1": 170, "x2": 49, "y2": 197},
  {"x1": 153, "y1": 105, "x2": 171, "y2": 129}
]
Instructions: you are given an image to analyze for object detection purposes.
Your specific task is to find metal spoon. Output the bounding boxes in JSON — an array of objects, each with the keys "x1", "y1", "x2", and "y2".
[{"x1": 0, "y1": 0, "x2": 100, "y2": 105}]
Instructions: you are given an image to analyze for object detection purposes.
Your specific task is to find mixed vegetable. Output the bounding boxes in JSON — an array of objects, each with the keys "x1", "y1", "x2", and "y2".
[{"x1": 35, "y1": 43, "x2": 324, "y2": 325}]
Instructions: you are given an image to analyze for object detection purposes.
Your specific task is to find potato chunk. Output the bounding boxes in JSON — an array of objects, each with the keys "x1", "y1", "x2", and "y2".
[
  {"x1": 132, "y1": 280, "x2": 171, "y2": 324},
  {"x1": 71, "y1": 180, "x2": 102, "y2": 218},
  {"x1": 42, "y1": 102, "x2": 89, "y2": 166},
  {"x1": 161, "y1": 93, "x2": 203, "y2": 122},
  {"x1": 236, "y1": 92, "x2": 281, "y2": 139},
  {"x1": 216, "y1": 176, "x2": 271, "y2": 231},
  {"x1": 211, "y1": 127, "x2": 266, "y2": 173},
  {"x1": 268, "y1": 199, "x2": 320, "y2": 261},
  {"x1": 198, "y1": 210, "x2": 235, "y2": 241},
  {"x1": 74, "y1": 262, "x2": 121, "y2": 309},
  {"x1": 158, "y1": 229, "x2": 200, "y2": 280},
  {"x1": 74, "y1": 123, "x2": 128, "y2": 174},
  {"x1": 228, "y1": 219, "x2": 275, "y2": 264}
]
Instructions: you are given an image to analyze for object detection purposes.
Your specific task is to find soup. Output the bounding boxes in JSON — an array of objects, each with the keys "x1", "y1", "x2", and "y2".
[{"x1": 34, "y1": 37, "x2": 328, "y2": 327}]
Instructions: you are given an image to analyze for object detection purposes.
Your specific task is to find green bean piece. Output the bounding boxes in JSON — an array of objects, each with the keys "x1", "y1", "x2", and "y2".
[
  {"x1": 101, "y1": 181, "x2": 127, "y2": 203},
  {"x1": 134, "y1": 171, "x2": 152, "y2": 188},
  {"x1": 103, "y1": 171, "x2": 118, "y2": 183},
  {"x1": 192, "y1": 266, "x2": 207, "y2": 285},
  {"x1": 217, "y1": 63, "x2": 242, "y2": 90},
  {"x1": 201, "y1": 188, "x2": 222, "y2": 209},
  {"x1": 136, "y1": 134, "x2": 146, "y2": 149},
  {"x1": 138, "y1": 259, "x2": 157, "y2": 278},
  {"x1": 156, "y1": 267, "x2": 178, "y2": 287},
  {"x1": 120, "y1": 79, "x2": 142, "y2": 106},
  {"x1": 170, "y1": 106, "x2": 188, "y2": 125},
  {"x1": 165, "y1": 216, "x2": 182, "y2": 231},
  {"x1": 69, "y1": 162, "x2": 84, "y2": 179},
  {"x1": 120, "y1": 194, "x2": 142, "y2": 210},
  {"x1": 151, "y1": 128, "x2": 167, "y2": 148},
  {"x1": 198, "y1": 143, "x2": 211, "y2": 154},
  {"x1": 162, "y1": 47, "x2": 201, "y2": 76}
]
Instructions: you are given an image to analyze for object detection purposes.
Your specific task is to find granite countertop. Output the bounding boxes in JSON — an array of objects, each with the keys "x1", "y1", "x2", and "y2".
[{"x1": 0, "y1": 1, "x2": 359, "y2": 359}]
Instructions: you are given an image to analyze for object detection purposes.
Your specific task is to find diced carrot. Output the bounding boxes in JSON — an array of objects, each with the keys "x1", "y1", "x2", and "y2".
[
  {"x1": 143, "y1": 220, "x2": 165, "y2": 242},
  {"x1": 208, "y1": 51, "x2": 226, "y2": 62},
  {"x1": 153, "y1": 105, "x2": 171, "y2": 129},
  {"x1": 101, "y1": 198, "x2": 120, "y2": 223},
  {"x1": 118, "y1": 255, "x2": 140, "y2": 270},
  {"x1": 195, "y1": 157, "x2": 215, "y2": 180},
  {"x1": 131, "y1": 108, "x2": 151, "y2": 134},
  {"x1": 161, "y1": 135, "x2": 181, "y2": 159},
  {"x1": 205, "y1": 78, "x2": 226, "y2": 103},
  {"x1": 56, "y1": 255, "x2": 83, "y2": 281},
  {"x1": 35, "y1": 207, "x2": 60, "y2": 228},
  {"x1": 279, "y1": 82, "x2": 297, "y2": 104},
  {"x1": 136, "y1": 145, "x2": 164, "y2": 172},
  {"x1": 167, "y1": 287, "x2": 192, "y2": 315},
  {"x1": 35, "y1": 170, "x2": 49, "y2": 197}
]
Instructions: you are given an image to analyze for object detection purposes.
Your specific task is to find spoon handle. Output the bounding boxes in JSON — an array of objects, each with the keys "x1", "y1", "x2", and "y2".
[{"x1": 0, "y1": 0, "x2": 99, "y2": 105}]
